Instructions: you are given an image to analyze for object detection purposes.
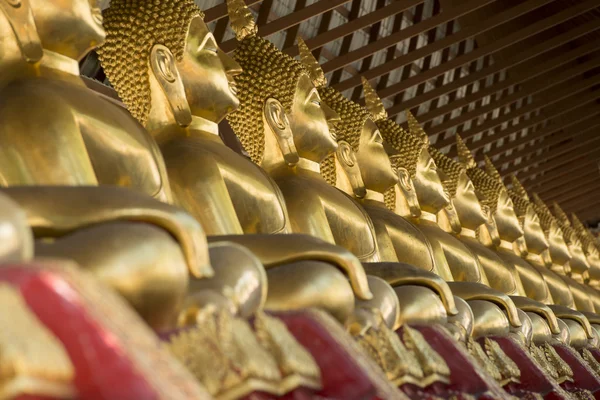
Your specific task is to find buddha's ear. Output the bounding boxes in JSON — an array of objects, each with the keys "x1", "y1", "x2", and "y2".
[
  {"x1": 397, "y1": 167, "x2": 421, "y2": 217},
  {"x1": 264, "y1": 97, "x2": 299, "y2": 166},
  {"x1": 150, "y1": 44, "x2": 192, "y2": 127},
  {"x1": 336, "y1": 141, "x2": 366, "y2": 198}
]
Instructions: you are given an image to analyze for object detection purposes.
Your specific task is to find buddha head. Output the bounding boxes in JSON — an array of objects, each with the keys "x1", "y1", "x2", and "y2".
[
  {"x1": 382, "y1": 113, "x2": 449, "y2": 216},
  {"x1": 552, "y1": 202, "x2": 590, "y2": 279},
  {"x1": 0, "y1": 0, "x2": 104, "y2": 84},
  {"x1": 99, "y1": 0, "x2": 241, "y2": 131},
  {"x1": 457, "y1": 140, "x2": 523, "y2": 243},
  {"x1": 507, "y1": 175, "x2": 549, "y2": 256},
  {"x1": 430, "y1": 147, "x2": 486, "y2": 232},
  {"x1": 225, "y1": 12, "x2": 338, "y2": 169},
  {"x1": 572, "y1": 215, "x2": 600, "y2": 282},
  {"x1": 531, "y1": 193, "x2": 572, "y2": 269}
]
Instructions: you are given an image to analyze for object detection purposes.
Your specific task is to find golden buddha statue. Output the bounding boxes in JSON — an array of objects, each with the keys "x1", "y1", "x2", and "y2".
[
  {"x1": 570, "y1": 213, "x2": 600, "y2": 310},
  {"x1": 483, "y1": 161, "x2": 595, "y2": 347},
  {"x1": 97, "y1": 0, "x2": 375, "y2": 323},
  {"x1": 0, "y1": 0, "x2": 217, "y2": 331},
  {"x1": 219, "y1": 1, "x2": 462, "y2": 329}
]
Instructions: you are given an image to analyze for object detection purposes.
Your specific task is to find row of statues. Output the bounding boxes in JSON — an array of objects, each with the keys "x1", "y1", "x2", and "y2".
[{"x1": 0, "y1": 0, "x2": 600, "y2": 398}]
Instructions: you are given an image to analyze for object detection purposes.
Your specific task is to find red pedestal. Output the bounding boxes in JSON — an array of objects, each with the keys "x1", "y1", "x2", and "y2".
[
  {"x1": 273, "y1": 309, "x2": 403, "y2": 400},
  {"x1": 402, "y1": 325, "x2": 510, "y2": 400},
  {"x1": 0, "y1": 262, "x2": 210, "y2": 400},
  {"x1": 490, "y1": 336, "x2": 570, "y2": 400},
  {"x1": 552, "y1": 343, "x2": 600, "y2": 398}
]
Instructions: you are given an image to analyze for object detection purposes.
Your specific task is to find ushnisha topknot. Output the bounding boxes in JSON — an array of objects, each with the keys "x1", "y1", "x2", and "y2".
[
  {"x1": 484, "y1": 155, "x2": 503, "y2": 184},
  {"x1": 361, "y1": 77, "x2": 387, "y2": 123},
  {"x1": 429, "y1": 146, "x2": 464, "y2": 198},
  {"x1": 226, "y1": 0, "x2": 308, "y2": 164},
  {"x1": 571, "y1": 213, "x2": 596, "y2": 253},
  {"x1": 531, "y1": 193, "x2": 557, "y2": 234},
  {"x1": 98, "y1": 0, "x2": 204, "y2": 126},
  {"x1": 297, "y1": 38, "x2": 327, "y2": 89},
  {"x1": 458, "y1": 136, "x2": 504, "y2": 214},
  {"x1": 507, "y1": 175, "x2": 530, "y2": 220},
  {"x1": 552, "y1": 202, "x2": 578, "y2": 245},
  {"x1": 406, "y1": 110, "x2": 429, "y2": 145}
]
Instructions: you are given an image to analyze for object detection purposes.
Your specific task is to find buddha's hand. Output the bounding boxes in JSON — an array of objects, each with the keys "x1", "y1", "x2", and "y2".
[
  {"x1": 361, "y1": 262, "x2": 458, "y2": 316},
  {"x1": 509, "y1": 296, "x2": 560, "y2": 335},
  {"x1": 0, "y1": 186, "x2": 211, "y2": 278},
  {"x1": 208, "y1": 234, "x2": 372, "y2": 300},
  {"x1": 447, "y1": 281, "x2": 522, "y2": 328}
]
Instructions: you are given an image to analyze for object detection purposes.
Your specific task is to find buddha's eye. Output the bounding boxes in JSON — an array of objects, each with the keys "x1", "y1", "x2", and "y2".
[
  {"x1": 311, "y1": 99, "x2": 321, "y2": 106},
  {"x1": 373, "y1": 131, "x2": 383, "y2": 144}
]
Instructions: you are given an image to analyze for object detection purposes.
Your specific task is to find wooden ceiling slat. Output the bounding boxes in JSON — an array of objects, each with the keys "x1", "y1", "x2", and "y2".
[
  {"x1": 312, "y1": 10, "x2": 333, "y2": 60},
  {"x1": 521, "y1": 146, "x2": 600, "y2": 183},
  {"x1": 336, "y1": 0, "x2": 554, "y2": 93},
  {"x1": 566, "y1": 194, "x2": 600, "y2": 215},
  {"x1": 485, "y1": 107, "x2": 600, "y2": 159},
  {"x1": 387, "y1": 19, "x2": 600, "y2": 118},
  {"x1": 415, "y1": 42, "x2": 600, "y2": 127},
  {"x1": 257, "y1": 0, "x2": 275, "y2": 26},
  {"x1": 383, "y1": 1, "x2": 600, "y2": 115},
  {"x1": 445, "y1": 83, "x2": 600, "y2": 157},
  {"x1": 543, "y1": 173, "x2": 600, "y2": 202},
  {"x1": 375, "y1": 9, "x2": 407, "y2": 91},
  {"x1": 531, "y1": 160, "x2": 599, "y2": 192},
  {"x1": 283, "y1": 0, "x2": 308, "y2": 49},
  {"x1": 546, "y1": 183, "x2": 600, "y2": 205},
  {"x1": 527, "y1": 153, "x2": 600, "y2": 188},
  {"x1": 220, "y1": 0, "x2": 350, "y2": 52},
  {"x1": 329, "y1": 0, "x2": 363, "y2": 85},
  {"x1": 432, "y1": 56, "x2": 600, "y2": 140},
  {"x1": 537, "y1": 169, "x2": 600, "y2": 197},
  {"x1": 205, "y1": 0, "x2": 262, "y2": 22},
  {"x1": 505, "y1": 131, "x2": 600, "y2": 177},
  {"x1": 497, "y1": 117, "x2": 600, "y2": 168},
  {"x1": 320, "y1": 0, "x2": 493, "y2": 74},
  {"x1": 285, "y1": 0, "x2": 423, "y2": 56}
]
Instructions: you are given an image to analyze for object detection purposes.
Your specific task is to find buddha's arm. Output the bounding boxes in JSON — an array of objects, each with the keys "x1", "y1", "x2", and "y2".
[
  {"x1": 208, "y1": 234, "x2": 372, "y2": 300},
  {"x1": 161, "y1": 142, "x2": 245, "y2": 236},
  {"x1": 548, "y1": 304, "x2": 594, "y2": 339},
  {"x1": 0, "y1": 186, "x2": 211, "y2": 278},
  {"x1": 509, "y1": 296, "x2": 560, "y2": 334},
  {"x1": 446, "y1": 282, "x2": 522, "y2": 328},
  {"x1": 361, "y1": 261, "x2": 458, "y2": 316}
]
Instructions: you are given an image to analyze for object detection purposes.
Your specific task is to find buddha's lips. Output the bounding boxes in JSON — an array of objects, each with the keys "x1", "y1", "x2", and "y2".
[{"x1": 228, "y1": 81, "x2": 238, "y2": 95}]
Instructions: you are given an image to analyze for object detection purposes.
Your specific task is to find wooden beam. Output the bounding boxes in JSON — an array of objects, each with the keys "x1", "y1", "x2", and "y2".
[
  {"x1": 283, "y1": 0, "x2": 307, "y2": 49},
  {"x1": 503, "y1": 130, "x2": 600, "y2": 177},
  {"x1": 220, "y1": 0, "x2": 350, "y2": 52},
  {"x1": 526, "y1": 152, "x2": 600, "y2": 188},
  {"x1": 418, "y1": 46, "x2": 600, "y2": 129},
  {"x1": 445, "y1": 85, "x2": 600, "y2": 157},
  {"x1": 388, "y1": 19, "x2": 600, "y2": 119},
  {"x1": 384, "y1": 4, "x2": 600, "y2": 117},
  {"x1": 431, "y1": 57, "x2": 600, "y2": 139},
  {"x1": 569, "y1": 197, "x2": 600, "y2": 216},
  {"x1": 521, "y1": 148, "x2": 600, "y2": 184},
  {"x1": 548, "y1": 183, "x2": 600, "y2": 205},
  {"x1": 284, "y1": 0, "x2": 423, "y2": 57},
  {"x1": 489, "y1": 116, "x2": 600, "y2": 168},
  {"x1": 544, "y1": 174, "x2": 600, "y2": 202},
  {"x1": 312, "y1": 10, "x2": 333, "y2": 60},
  {"x1": 321, "y1": 0, "x2": 494, "y2": 74},
  {"x1": 256, "y1": 0, "x2": 274, "y2": 26},
  {"x1": 335, "y1": 0, "x2": 554, "y2": 93},
  {"x1": 537, "y1": 170, "x2": 600, "y2": 199},
  {"x1": 329, "y1": 0, "x2": 363, "y2": 85},
  {"x1": 205, "y1": 0, "x2": 262, "y2": 23},
  {"x1": 531, "y1": 162, "x2": 599, "y2": 194}
]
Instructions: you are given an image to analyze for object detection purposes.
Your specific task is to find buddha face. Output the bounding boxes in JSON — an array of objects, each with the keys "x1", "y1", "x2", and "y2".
[
  {"x1": 29, "y1": 0, "x2": 105, "y2": 60},
  {"x1": 479, "y1": 205, "x2": 501, "y2": 247},
  {"x1": 413, "y1": 148, "x2": 450, "y2": 214},
  {"x1": 585, "y1": 244, "x2": 600, "y2": 281},
  {"x1": 522, "y1": 205, "x2": 549, "y2": 255},
  {"x1": 547, "y1": 221, "x2": 571, "y2": 266},
  {"x1": 569, "y1": 236, "x2": 590, "y2": 276},
  {"x1": 288, "y1": 74, "x2": 339, "y2": 163},
  {"x1": 356, "y1": 119, "x2": 398, "y2": 193},
  {"x1": 453, "y1": 171, "x2": 486, "y2": 231},
  {"x1": 494, "y1": 189, "x2": 524, "y2": 242},
  {"x1": 179, "y1": 17, "x2": 241, "y2": 123}
]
